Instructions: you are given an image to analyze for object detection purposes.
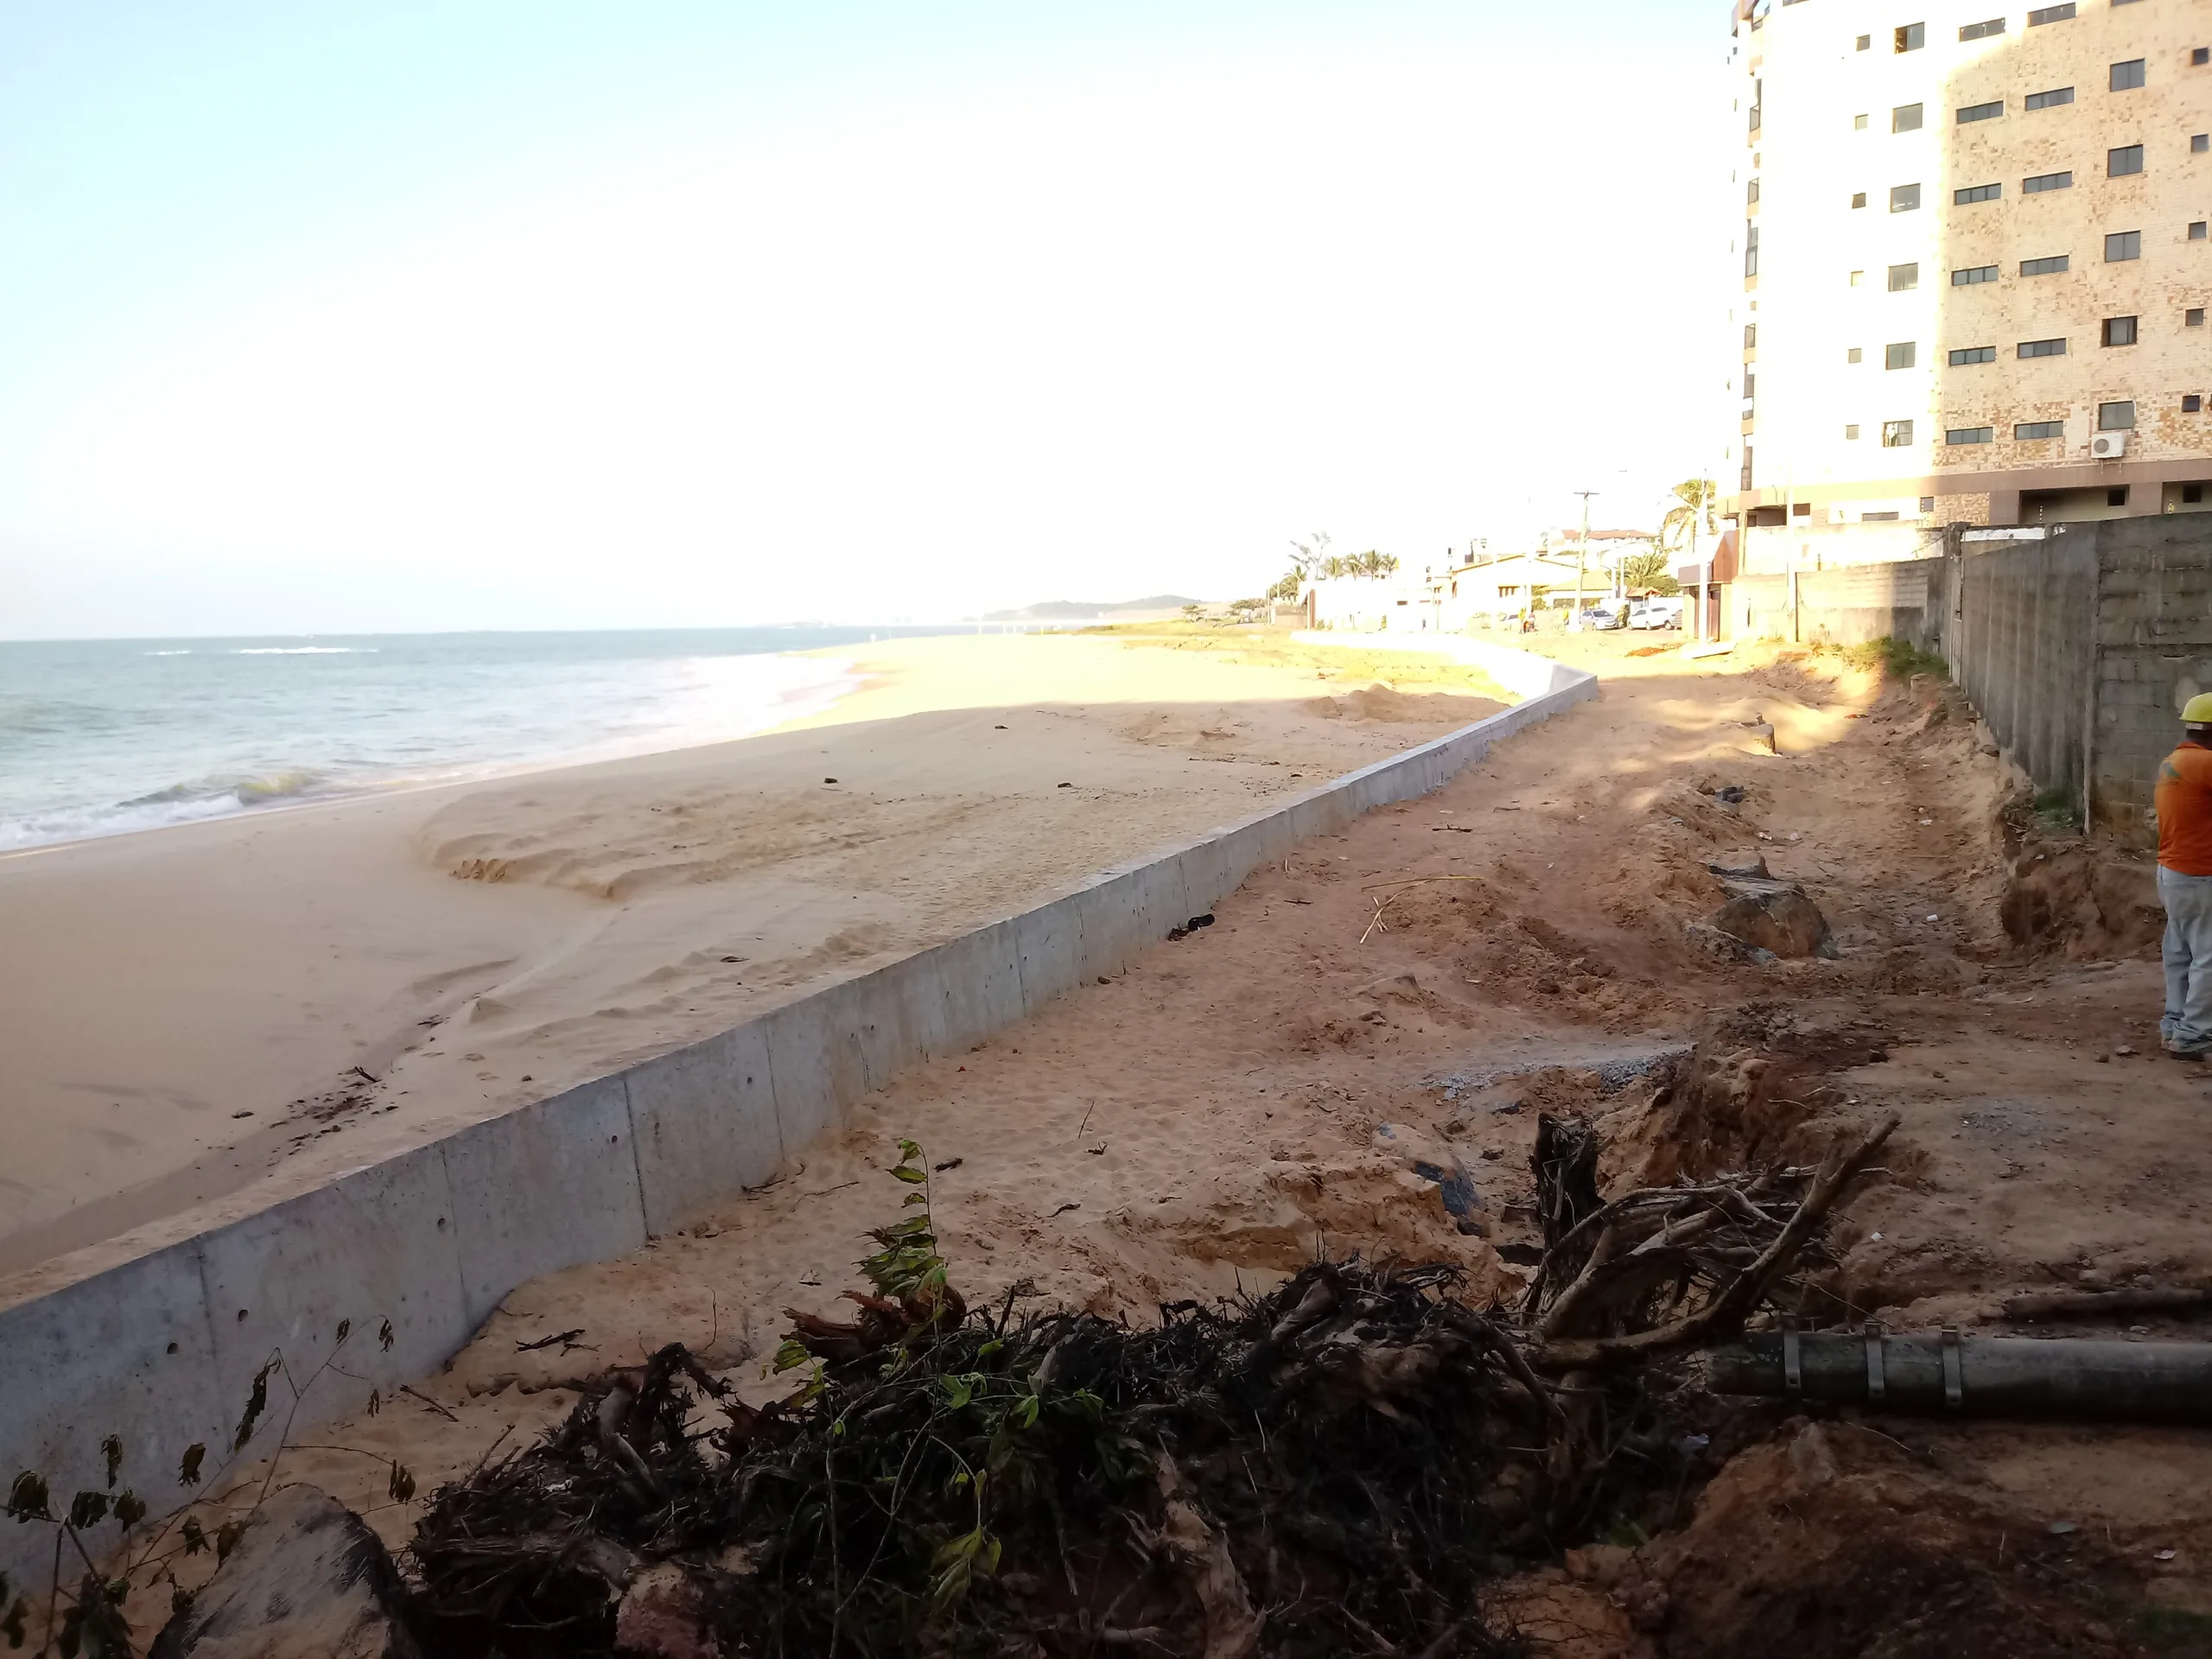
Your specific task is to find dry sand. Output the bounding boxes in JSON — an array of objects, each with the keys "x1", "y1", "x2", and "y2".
[
  {"x1": 168, "y1": 633, "x2": 2212, "y2": 1655},
  {"x1": 0, "y1": 630, "x2": 1507, "y2": 1275}
]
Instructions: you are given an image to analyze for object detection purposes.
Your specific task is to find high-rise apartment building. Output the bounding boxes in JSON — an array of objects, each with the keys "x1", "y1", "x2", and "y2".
[{"x1": 1729, "y1": 0, "x2": 2212, "y2": 532}]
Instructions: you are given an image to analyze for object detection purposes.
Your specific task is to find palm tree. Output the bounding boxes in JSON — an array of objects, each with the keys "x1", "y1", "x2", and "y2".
[
  {"x1": 1660, "y1": 479, "x2": 1719, "y2": 553},
  {"x1": 1288, "y1": 532, "x2": 1332, "y2": 579},
  {"x1": 1618, "y1": 550, "x2": 1681, "y2": 595}
]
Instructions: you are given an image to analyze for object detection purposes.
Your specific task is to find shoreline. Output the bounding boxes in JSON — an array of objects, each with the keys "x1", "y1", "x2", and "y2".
[{"x1": 0, "y1": 629, "x2": 1513, "y2": 1275}]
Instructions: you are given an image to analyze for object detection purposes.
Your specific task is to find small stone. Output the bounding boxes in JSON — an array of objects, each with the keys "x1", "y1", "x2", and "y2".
[
  {"x1": 2117, "y1": 1046, "x2": 2137, "y2": 1057},
  {"x1": 149, "y1": 1484, "x2": 422, "y2": 1659},
  {"x1": 615, "y1": 1562, "x2": 718, "y2": 1659}
]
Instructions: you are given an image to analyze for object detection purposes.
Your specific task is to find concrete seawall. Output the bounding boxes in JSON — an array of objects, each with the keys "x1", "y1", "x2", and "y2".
[{"x1": 0, "y1": 637, "x2": 1593, "y2": 1581}]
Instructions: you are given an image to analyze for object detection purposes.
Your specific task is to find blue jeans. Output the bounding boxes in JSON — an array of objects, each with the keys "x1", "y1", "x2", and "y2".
[{"x1": 2160, "y1": 865, "x2": 2212, "y2": 1053}]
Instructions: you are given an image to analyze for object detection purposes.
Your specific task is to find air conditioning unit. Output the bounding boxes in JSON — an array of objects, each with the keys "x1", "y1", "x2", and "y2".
[{"x1": 2091, "y1": 430, "x2": 2128, "y2": 459}]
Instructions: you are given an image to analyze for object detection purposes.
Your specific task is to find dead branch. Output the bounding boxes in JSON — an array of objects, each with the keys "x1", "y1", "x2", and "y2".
[
  {"x1": 2001, "y1": 1286, "x2": 2212, "y2": 1323},
  {"x1": 1528, "y1": 1112, "x2": 1899, "y2": 1373}
]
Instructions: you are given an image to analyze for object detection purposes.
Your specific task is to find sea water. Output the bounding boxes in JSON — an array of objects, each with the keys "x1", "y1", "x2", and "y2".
[{"x1": 0, "y1": 627, "x2": 953, "y2": 851}]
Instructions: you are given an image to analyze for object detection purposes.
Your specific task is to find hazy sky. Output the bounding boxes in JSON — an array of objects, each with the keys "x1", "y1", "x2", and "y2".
[{"x1": 1, "y1": 2, "x2": 1734, "y2": 639}]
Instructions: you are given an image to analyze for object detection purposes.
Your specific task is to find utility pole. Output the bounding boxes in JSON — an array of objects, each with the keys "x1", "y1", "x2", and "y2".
[{"x1": 1570, "y1": 490, "x2": 1598, "y2": 629}]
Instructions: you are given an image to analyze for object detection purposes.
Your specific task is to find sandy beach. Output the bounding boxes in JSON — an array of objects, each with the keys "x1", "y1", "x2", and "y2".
[
  {"x1": 113, "y1": 636, "x2": 2212, "y2": 1654},
  {"x1": 0, "y1": 629, "x2": 1508, "y2": 1275}
]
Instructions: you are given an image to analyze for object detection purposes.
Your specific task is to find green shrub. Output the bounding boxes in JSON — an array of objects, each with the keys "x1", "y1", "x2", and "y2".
[{"x1": 1840, "y1": 636, "x2": 1948, "y2": 680}]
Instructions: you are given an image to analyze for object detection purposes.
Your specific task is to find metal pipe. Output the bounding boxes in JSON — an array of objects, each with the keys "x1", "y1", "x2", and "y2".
[{"x1": 1706, "y1": 1329, "x2": 2212, "y2": 1424}]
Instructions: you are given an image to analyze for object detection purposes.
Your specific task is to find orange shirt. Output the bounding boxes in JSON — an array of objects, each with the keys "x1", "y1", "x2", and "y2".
[{"x1": 2158, "y1": 741, "x2": 2212, "y2": 875}]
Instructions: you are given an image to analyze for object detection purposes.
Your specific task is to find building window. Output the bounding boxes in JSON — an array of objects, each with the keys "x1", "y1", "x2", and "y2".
[
  {"x1": 1960, "y1": 16, "x2": 2005, "y2": 39},
  {"x1": 1953, "y1": 264, "x2": 1999, "y2": 285},
  {"x1": 1857, "y1": 33, "x2": 1872, "y2": 50},
  {"x1": 1885, "y1": 341, "x2": 1917, "y2": 368},
  {"x1": 1748, "y1": 178, "x2": 1761, "y2": 205},
  {"x1": 1957, "y1": 100, "x2": 2004, "y2": 124},
  {"x1": 2107, "y1": 487, "x2": 2129, "y2": 506},
  {"x1": 2024, "y1": 170, "x2": 2075, "y2": 193},
  {"x1": 1950, "y1": 345, "x2": 1998, "y2": 364},
  {"x1": 2198, "y1": 135, "x2": 2211, "y2": 153},
  {"x1": 2193, "y1": 222, "x2": 2209, "y2": 240},
  {"x1": 1743, "y1": 371, "x2": 1756, "y2": 399},
  {"x1": 2190, "y1": 486, "x2": 2208, "y2": 504},
  {"x1": 2191, "y1": 308, "x2": 2207, "y2": 327},
  {"x1": 2018, "y1": 337, "x2": 2069, "y2": 357},
  {"x1": 2027, "y1": 3, "x2": 2075, "y2": 23},
  {"x1": 1847, "y1": 346, "x2": 1865, "y2": 363},
  {"x1": 2109, "y1": 144, "x2": 2145, "y2": 177},
  {"x1": 1883, "y1": 419, "x2": 1915, "y2": 446},
  {"x1": 1892, "y1": 105, "x2": 1924, "y2": 135},
  {"x1": 1740, "y1": 447, "x2": 1754, "y2": 491},
  {"x1": 1955, "y1": 182, "x2": 2002, "y2": 204},
  {"x1": 1745, "y1": 225, "x2": 1759, "y2": 276},
  {"x1": 2106, "y1": 230, "x2": 2142, "y2": 261},
  {"x1": 2196, "y1": 48, "x2": 2210, "y2": 66},
  {"x1": 2016, "y1": 420, "x2": 2066, "y2": 438},
  {"x1": 1864, "y1": 512, "x2": 1900, "y2": 522},
  {"x1": 1891, "y1": 182, "x2": 1922, "y2": 211},
  {"x1": 2111, "y1": 59, "x2": 2147, "y2": 91},
  {"x1": 2099, "y1": 400, "x2": 2136, "y2": 429},
  {"x1": 1845, "y1": 423, "x2": 1861, "y2": 439},
  {"x1": 2187, "y1": 395, "x2": 2205, "y2": 413},
  {"x1": 2103, "y1": 315, "x2": 2139, "y2": 346},
  {"x1": 2025, "y1": 87, "x2": 2075, "y2": 111},
  {"x1": 2021, "y1": 254, "x2": 2070, "y2": 276},
  {"x1": 1853, "y1": 191, "x2": 1868, "y2": 207},
  {"x1": 1854, "y1": 112, "x2": 1871, "y2": 130},
  {"x1": 1920, "y1": 496, "x2": 1936, "y2": 513},
  {"x1": 1889, "y1": 262, "x2": 1919, "y2": 290},
  {"x1": 1745, "y1": 323, "x2": 1758, "y2": 348},
  {"x1": 1947, "y1": 426, "x2": 1995, "y2": 444},
  {"x1": 1895, "y1": 22, "x2": 1924, "y2": 51}
]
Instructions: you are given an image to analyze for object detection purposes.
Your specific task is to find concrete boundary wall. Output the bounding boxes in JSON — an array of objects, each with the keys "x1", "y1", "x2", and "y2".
[{"x1": 0, "y1": 639, "x2": 1595, "y2": 1581}]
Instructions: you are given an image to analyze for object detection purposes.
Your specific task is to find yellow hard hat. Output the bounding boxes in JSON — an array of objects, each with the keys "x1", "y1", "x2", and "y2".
[{"x1": 2187, "y1": 693, "x2": 2212, "y2": 723}]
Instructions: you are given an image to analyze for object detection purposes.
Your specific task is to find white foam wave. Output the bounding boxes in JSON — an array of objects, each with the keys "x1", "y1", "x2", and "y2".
[
  {"x1": 2, "y1": 647, "x2": 863, "y2": 852},
  {"x1": 143, "y1": 649, "x2": 193, "y2": 657},
  {"x1": 231, "y1": 646, "x2": 377, "y2": 655}
]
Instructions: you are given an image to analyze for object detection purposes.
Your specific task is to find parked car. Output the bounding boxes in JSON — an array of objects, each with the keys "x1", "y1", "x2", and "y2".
[
  {"x1": 1573, "y1": 602, "x2": 1628, "y2": 631},
  {"x1": 1629, "y1": 597, "x2": 1684, "y2": 630}
]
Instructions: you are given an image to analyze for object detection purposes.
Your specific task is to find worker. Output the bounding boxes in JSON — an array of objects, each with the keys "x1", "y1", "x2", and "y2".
[{"x1": 2158, "y1": 693, "x2": 2212, "y2": 1059}]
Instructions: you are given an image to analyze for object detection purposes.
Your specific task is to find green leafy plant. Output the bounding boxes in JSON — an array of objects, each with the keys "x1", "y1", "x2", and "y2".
[{"x1": 1840, "y1": 635, "x2": 1948, "y2": 680}]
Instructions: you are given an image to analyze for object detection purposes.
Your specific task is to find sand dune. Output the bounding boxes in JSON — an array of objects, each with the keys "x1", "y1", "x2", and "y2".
[{"x1": 0, "y1": 631, "x2": 1505, "y2": 1275}]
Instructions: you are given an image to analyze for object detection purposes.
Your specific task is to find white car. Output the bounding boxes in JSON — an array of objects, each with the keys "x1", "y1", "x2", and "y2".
[{"x1": 1628, "y1": 597, "x2": 1684, "y2": 630}]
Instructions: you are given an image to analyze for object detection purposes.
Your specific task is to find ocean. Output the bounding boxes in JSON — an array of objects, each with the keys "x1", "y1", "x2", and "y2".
[{"x1": 0, "y1": 627, "x2": 957, "y2": 852}]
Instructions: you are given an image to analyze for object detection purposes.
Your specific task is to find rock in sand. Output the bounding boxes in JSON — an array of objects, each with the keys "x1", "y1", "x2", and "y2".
[{"x1": 150, "y1": 1484, "x2": 421, "y2": 1659}]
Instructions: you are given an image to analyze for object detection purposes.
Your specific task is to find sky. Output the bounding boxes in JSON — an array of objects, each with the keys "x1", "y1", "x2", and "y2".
[{"x1": 0, "y1": 1, "x2": 1737, "y2": 639}]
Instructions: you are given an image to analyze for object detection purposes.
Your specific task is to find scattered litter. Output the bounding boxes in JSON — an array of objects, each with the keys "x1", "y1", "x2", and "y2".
[
  {"x1": 2157, "y1": 1548, "x2": 2178, "y2": 1561},
  {"x1": 1048, "y1": 1202, "x2": 1081, "y2": 1218},
  {"x1": 2049, "y1": 1520, "x2": 2078, "y2": 1536},
  {"x1": 823, "y1": 777, "x2": 837, "y2": 785},
  {"x1": 932, "y1": 1156, "x2": 963, "y2": 1173}
]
